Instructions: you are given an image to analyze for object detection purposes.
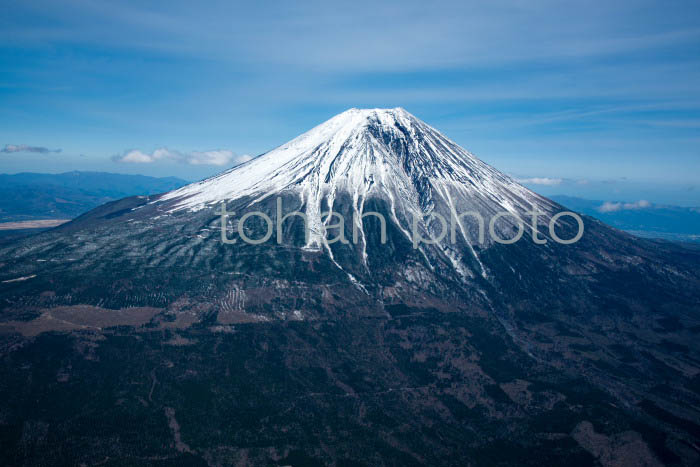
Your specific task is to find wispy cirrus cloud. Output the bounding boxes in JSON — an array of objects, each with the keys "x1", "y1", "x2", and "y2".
[
  {"x1": 1, "y1": 144, "x2": 61, "y2": 154},
  {"x1": 598, "y1": 200, "x2": 652, "y2": 213},
  {"x1": 2, "y1": 1, "x2": 700, "y2": 185},
  {"x1": 112, "y1": 148, "x2": 251, "y2": 167}
]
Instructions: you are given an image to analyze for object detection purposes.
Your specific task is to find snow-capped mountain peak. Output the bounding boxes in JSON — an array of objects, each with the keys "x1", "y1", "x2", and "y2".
[{"x1": 159, "y1": 108, "x2": 551, "y2": 223}]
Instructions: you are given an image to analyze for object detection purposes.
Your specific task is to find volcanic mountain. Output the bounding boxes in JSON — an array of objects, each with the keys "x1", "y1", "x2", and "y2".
[
  {"x1": 157, "y1": 107, "x2": 561, "y2": 283},
  {"x1": 1, "y1": 108, "x2": 700, "y2": 466}
]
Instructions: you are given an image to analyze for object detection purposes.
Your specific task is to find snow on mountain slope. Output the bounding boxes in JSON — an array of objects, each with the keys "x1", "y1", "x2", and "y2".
[{"x1": 159, "y1": 108, "x2": 558, "y2": 254}]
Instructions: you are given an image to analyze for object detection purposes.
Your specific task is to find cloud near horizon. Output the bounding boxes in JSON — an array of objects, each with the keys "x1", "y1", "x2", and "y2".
[
  {"x1": 1, "y1": 144, "x2": 61, "y2": 154},
  {"x1": 515, "y1": 177, "x2": 563, "y2": 186},
  {"x1": 598, "y1": 200, "x2": 652, "y2": 213},
  {"x1": 112, "y1": 148, "x2": 251, "y2": 166}
]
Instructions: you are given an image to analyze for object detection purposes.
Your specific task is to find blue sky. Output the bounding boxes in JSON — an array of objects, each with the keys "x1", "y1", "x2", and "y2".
[{"x1": 1, "y1": 0, "x2": 699, "y2": 204}]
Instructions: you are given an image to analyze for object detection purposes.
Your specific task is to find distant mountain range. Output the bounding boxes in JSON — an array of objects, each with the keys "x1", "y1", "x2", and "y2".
[
  {"x1": 2, "y1": 171, "x2": 698, "y2": 244},
  {"x1": 0, "y1": 171, "x2": 187, "y2": 222},
  {"x1": 551, "y1": 195, "x2": 700, "y2": 242}
]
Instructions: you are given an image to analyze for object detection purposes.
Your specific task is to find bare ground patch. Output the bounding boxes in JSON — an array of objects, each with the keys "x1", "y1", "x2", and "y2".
[
  {"x1": 0, "y1": 219, "x2": 70, "y2": 230},
  {"x1": 0, "y1": 305, "x2": 162, "y2": 336}
]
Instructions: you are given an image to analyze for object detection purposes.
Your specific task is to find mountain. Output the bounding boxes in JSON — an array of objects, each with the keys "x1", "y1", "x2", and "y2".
[
  {"x1": 1, "y1": 109, "x2": 700, "y2": 466},
  {"x1": 0, "y1": 171, "x2": 188, "y2": 222}
]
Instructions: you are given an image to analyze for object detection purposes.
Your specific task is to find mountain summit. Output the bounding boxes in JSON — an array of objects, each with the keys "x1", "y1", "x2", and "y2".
[
  {"x1": 161, "y1": 107, "x2": 543, "y2": 218},
  {"x1": 2, "y1": 109, "x2": 700, "y2": 465}
]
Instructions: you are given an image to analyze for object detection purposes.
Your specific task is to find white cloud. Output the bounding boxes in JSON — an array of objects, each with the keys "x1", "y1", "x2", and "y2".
[
  {"x1": 598, "y1": 202, "x2": 621, "y2": 213},
  {"x1": 598, "y1": 200, "x2": 652, "y2": 213},
  {"x1": 516, "y1": 177, "x2": 563, "y2": 186},
  {"x1": 113, "y1": 148, "x2": 250, "y2": 166},
  {"x1": 116, "y1": 148, "x2": 168, "y2": 163},
  {"x1": 187, "y1": 150, "x2": 252, "y2": 166}
]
